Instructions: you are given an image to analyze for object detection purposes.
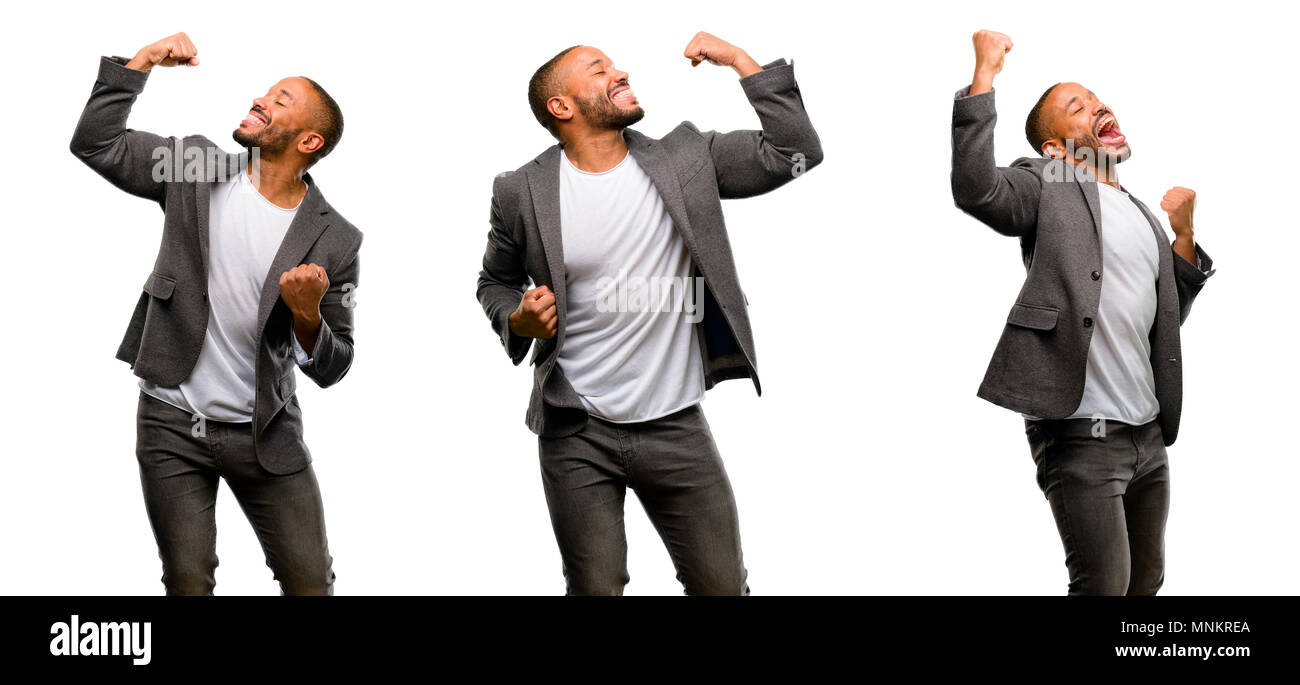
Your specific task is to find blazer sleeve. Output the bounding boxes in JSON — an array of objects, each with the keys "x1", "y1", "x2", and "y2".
[
  {"x1": 476, "y1": 173, "x2": 533, "y2": 366},
  {"x1": 297, "y1": 235, "x2": 362, "y2": 388},
  {"x1": 1173, "y1": 242, "x2": 1215, "y2": 325},
  {"x1": 693, "y1": 58, "x2": 824, "y2": 199},
  {"x1": 950, "y1": 86, "x2": 1042, "y2": 237},
  {"x1": 69, "y1": 56, "x2": 173, "y2": 207}
]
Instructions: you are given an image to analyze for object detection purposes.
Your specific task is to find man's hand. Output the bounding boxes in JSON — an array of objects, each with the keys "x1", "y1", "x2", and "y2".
[
  {"x1": 281, "y1": 263, "x2": 329, "y2": 355},
  {"x1": 683, "y1": 31, "x2": 762, "y2": 78},
  {"x1": 970, "y1": 30, "x2": 1013, "y2": 96},
  {"x1": 509, "y1": 285, "x2": 557, "y2": 339},
  {"x1": 1161, "y1": 186, "x2": 1196, "y2": 236},
  {"x1": 1161, "y1": 186, "x2": 1198, "y2": 264},
  {"x1": 125, "y1": 32, "x2": 200, "y2": 72}
]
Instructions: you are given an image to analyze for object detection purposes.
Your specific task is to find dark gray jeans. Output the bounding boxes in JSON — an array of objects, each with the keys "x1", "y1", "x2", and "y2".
[
  {"x1": 135, "y1": 391, "x2": 335, "y2": 595},
  {"x1": 537, "y1": 402, "x2": 749, "y2": 596},
  {"x1": 1024, "y1": 417, "x2": 1170, "y2": 596}
]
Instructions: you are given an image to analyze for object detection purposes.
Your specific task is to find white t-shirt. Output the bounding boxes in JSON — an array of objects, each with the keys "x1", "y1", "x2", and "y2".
[
  {"x1": 141, "y1": 168, "x2": 310, "y2": 422},
  {"x1": 554, "y1": 145, "x2": 705, "y2": 423},
  {"x1": 1066, "y1": 182, "x2": 1161, "y2": 424}
]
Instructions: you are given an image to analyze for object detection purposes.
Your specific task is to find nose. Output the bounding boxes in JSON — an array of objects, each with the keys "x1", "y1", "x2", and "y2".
[
  {"x1": 613, "y1": 68, "x2": 629, "y2": 82},
  {"x1": 251, "y1": 95, "x2": 267, "y2": 112}
]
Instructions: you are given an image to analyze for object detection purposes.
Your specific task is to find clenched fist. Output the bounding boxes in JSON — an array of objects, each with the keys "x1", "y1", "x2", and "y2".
[
  {"x1": 280, "y1": 263, "x2": 329, "y2": 324},
  {"x1": 509, "y1": 285, "x2": 557, "y2": 339},
  {"x1": 126, "y1": 32, "x2": 200, "y2": 72},
  {"x1": 970, "y1": 30, "x2": 1013, "y2": 95},
  {"x1": 683, "y1": 31, "x2": 762, "y2": 78},
  {"x1": 1161, "y1": 186, "x2": 1196, "y2": 236}
]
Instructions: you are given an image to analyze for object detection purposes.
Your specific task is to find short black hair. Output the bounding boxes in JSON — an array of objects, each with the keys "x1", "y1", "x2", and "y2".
[
  {"x1": 1025, "y1": 82, "x2": 1061, "y2": 154},
  {"x1": 299, "y1": 76, "x2": 344, "y2": 166},
  {"x1": 528, "y1": 45, "x2": 582, "y2": 140}
]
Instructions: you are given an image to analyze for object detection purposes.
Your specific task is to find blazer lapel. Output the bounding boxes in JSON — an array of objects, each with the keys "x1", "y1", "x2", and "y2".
[
  {"x1": 625, "y1": 129, "x2": 701, "y2": 260},
  {"x1": 1077, "y1": 171, "x2": 1103, "y2": 249},
  {"x1": 525, "y1": 145, "x2": 569, "y2": 350},
  {"x1": 1126, "y1": 191, "x2": 1177, "y2": 288},
  {"x1": 255, "y1": 172, "x2": 331, "y2": 337},
  {"x1": 193, "y1": 148, "x2": 248, "y2": 279}
]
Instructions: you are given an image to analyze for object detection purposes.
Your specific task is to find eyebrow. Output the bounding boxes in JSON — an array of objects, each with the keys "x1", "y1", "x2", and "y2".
[
  {"x1": 278, "y1": 89, "x2": 294, "y2": 101},
  {"x1": 587, "y1": 59, "x2": 606, "y2": 70},
  {"x1": 1065, "y1": 95, "x2": 1080, "y2": 111}
]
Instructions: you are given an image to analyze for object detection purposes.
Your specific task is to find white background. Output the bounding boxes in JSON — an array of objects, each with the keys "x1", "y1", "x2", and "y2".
[{"x1": 0, "y1": 0, "x2": 1294, "y2": 595}]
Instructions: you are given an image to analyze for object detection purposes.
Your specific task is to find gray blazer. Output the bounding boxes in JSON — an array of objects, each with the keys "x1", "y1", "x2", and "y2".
[
  {"x1": 950, "y1": 86, "x2": 1214, "y2": 446},
  {"x1": 70, "y1": 56, "x2": 363, "y2": 474},
  {"x1": 477, "y1": 58, "x2": 823, "y2": 438}
]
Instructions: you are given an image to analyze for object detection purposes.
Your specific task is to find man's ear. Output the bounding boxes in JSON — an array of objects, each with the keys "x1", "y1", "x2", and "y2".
[
  {"x1": 299, "y1": 131, "x2": 325, "y2": 156},
  {"x1": 1041, "y1": 139, "x2": 1063, "y2": 160},
  {"x1": 547, "y1": 95, "x2": 573, "y2": 124}
]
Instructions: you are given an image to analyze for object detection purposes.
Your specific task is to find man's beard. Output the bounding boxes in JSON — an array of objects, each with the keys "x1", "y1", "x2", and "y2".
[
  {"x1": 573, "y1": 91, "x2": 644, "y2": 130},
  {"x1": 1071, "y1": 130, "x2": 1131, "y2": 166},
  {"x1": 232, "y1": 124, "x2": 301, "y2": 155}
]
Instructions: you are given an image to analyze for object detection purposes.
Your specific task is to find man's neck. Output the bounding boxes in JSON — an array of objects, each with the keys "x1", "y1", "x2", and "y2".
[
  {"x1": 561, "y1": 129, "x2": 628, "y2": 173},
  {"x1": 245, "y1": 157, "x2": 307, "y2": 209},
  {"x1": 1070, "y1": 159, "x2": 1121, "y2": 190}
]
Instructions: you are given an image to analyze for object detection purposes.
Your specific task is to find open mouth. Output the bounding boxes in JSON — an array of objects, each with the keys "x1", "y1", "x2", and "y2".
[
  {"x1": 241, "y1": 109, "x2": 269, "y2": 128},
  {"x1": 610, "y1": 84, "x2": 636, "y2": 103},
  {"x1": 1095, "y1": 112, "x2": 1125, "y2": 146}
]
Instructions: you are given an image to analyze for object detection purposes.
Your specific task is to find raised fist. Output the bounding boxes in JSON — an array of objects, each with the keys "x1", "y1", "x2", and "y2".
[
  {"x1": 1160, "y1": 186, "x2": 1197, "y2": 236},
  {"x1": 683, "y1": 31, "x2": 761, "y2": 77},
  {"x1": 509, "y1": 285, "x2": 557, "y2": 339},
  {"x1": 968, "y1": 30, "x2": 1013, "y2": 96},
  {"x1": 972, "y1": 30, "x2": 1013, "y2": 78},
  {"x1": 126, "y1": 32, "x2": 200, "y2": 72},
  {"x1": 279, "y1": 263, "x2": 329, "y2": 322}
]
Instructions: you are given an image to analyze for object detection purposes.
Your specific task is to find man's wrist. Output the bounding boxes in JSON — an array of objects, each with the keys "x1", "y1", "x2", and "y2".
[
  {"x1": 292, "y1": 309, "x2": 323, "y2": 330},
  {"x1": 731, "y1": 52, "x2": 762, "y2": 78},
  {"x1": 970, "y1": 67, "x2": 996, "y2": 95},
  {"x1": 124, "y1": 51, "x2": 155, "y2": 72}
]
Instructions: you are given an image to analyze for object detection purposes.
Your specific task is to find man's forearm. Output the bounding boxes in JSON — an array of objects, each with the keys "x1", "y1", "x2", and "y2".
[
  {"x1": 1173, "y1": 234, "x2": 1197, "y2": 267},
  {"x1": 970, "y1": 67, "x2": 996, "y2": 96},
  {"x1": 293, "y1": 312, "x2": 322, "y2": 358},
  {"x1": 731, "y1": 53, "x2": 762, "y2": 78}
]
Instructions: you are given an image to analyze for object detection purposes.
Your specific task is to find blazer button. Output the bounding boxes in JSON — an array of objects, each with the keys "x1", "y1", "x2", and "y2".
[
  {"x1": 1091, "y1": 270, "x2": 1101, "y2": 280},
  {"x1": 1083, "y1": 317, "x2": 1094, "y2": 328}
]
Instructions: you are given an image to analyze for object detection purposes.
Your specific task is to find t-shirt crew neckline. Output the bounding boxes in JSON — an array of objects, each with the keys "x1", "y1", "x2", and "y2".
[
  {"x1": 560, "y1": 147, "x2": 632, "y2": 176},
  {"x1": 239, "y1": 167, "x2": 307, "y2": 213}
]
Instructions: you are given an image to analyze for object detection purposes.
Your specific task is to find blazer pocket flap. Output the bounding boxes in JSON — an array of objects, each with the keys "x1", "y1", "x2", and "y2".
[
  {"x1": 143, "y1": 272, "x2": 176, "y2": 300},
  {"x1": 1007, "y1": 303, "x2": 1059, "y2": 331}
]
